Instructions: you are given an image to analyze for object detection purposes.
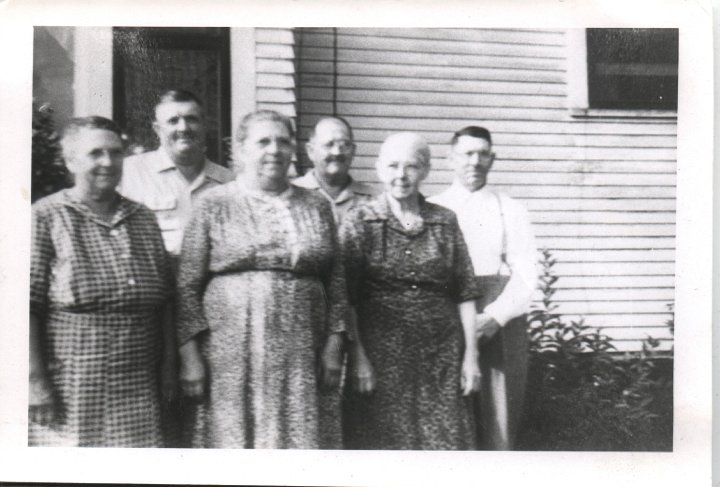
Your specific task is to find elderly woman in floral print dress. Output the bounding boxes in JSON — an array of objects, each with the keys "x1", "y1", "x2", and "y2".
[
  {"x1": 341, "y1": 133, "x2": 481, "y2": 450},
  {"x1": 29, "y1": 116, "x2": 176, "y2": 447},
  {"x1": 176, "y1": 110, "x2": 348, "y2": 449}
]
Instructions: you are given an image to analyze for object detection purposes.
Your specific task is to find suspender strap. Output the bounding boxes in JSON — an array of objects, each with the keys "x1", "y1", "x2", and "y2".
[{"x1": 494, "y1": 191, "x2": 509, "y2": 272}]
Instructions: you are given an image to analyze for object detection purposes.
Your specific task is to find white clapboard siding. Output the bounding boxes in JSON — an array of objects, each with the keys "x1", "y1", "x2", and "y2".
[
  {"x1": 296, "y1": 28, "x2": 676, "y2": 352},
  {"x1": 255, "y1": 28, "x2": 296, "y2": 117}
]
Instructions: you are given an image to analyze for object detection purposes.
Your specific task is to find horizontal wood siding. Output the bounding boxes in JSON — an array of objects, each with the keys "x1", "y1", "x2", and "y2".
[
  {"x1": 296, "y1": 28, "x2": 676, "y2": 352},
  {"x1": 255, "y1": 28, "x2": 296, "y2": 117}
]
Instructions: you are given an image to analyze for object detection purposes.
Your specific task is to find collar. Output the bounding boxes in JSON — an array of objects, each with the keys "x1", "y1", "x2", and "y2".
[
  {"x1": 152, "y1": 148, "x2": 178, "y2": 173},
  {"x1": 153, "y1": 148, "x2": 223, "y2": 180},
  {"x1": 62, "y1": 189, "x2": 141, "y2": 228},
  {"x1": 203, "y1": 161, "x2": 232, "y2": 184},
  {"x1": 365, "y1": 193, "x2": 448, "y2": 234},
  {"x1": 297, "y1": 170, "x2": 375, "y2": 202}
]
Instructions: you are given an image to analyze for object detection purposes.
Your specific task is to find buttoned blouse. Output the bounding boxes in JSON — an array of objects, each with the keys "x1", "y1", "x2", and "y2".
[
  {"x1": 30, "y1": 190, "x2": 173, "y2": 316},
  {"x1": 119, "y1": 149, "x2": 235, "y2": 255},
  {"x1": 339, "y1": 194, "x2": 480, "y2": 306}
]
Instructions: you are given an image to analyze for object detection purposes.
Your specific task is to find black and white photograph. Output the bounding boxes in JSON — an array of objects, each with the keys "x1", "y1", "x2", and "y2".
[{"x1": 0, "y1": 1, "x2": 714, "y2": 486}]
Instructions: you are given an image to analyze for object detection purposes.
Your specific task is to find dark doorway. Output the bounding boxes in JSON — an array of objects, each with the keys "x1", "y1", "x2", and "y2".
[{"x1": 113, "y1": 27, "x2": 231, "y2": 165}]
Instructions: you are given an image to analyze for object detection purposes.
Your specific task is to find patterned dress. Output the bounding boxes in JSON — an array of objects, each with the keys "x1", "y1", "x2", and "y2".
[
  {"x1": 29, "y1": 190, "x2": 172, "y2": 447},
  {"x1": 340, "y1": 194, "x2": 480, "y2": 450},
  {"x1": 176, "y1": 181, "x2": 348, "y2": 449}
]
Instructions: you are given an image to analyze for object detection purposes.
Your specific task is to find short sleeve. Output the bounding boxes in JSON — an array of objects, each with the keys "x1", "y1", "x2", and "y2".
[
  {"x1": 30, "y1": 204, "x2": 54, "y2": 316},
  {"x1": 176, "y1": 196, "x2": 213, "y2": 344},
  {"x1": 449, "y1": 215, "x2": 483, "y2": 304}
]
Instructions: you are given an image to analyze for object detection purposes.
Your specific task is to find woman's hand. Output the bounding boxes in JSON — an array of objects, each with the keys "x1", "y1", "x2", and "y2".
[
  {"x1": 179, "y1": 339, "x2": 205, "y2": 400},
  {"x1": 29, "y1": 374, "x2": 55, "y2": 425},
  {"x1": 320, "y1": 332, "x2": 344, "y2": 390},
  {"x1": 349, "y1": 344, "x2": 376, "y2": 394},
  {"x1": 460, "y1": 353, "x2": 481, "y2": 396}
]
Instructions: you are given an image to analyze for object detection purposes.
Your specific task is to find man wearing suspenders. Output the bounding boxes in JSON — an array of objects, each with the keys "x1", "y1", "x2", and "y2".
[{"x1": 429, "y1": 126, "x2": 538, "y2": 450}]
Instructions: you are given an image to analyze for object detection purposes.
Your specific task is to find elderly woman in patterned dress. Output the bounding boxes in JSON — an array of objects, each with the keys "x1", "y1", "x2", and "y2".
[
  {"x1": 341, "y1": 132, "x2": 482, "y2": 450},
  {"x1": 29, "y1": 116, "x2": 176, "y2": 447},
  {"x1": 176, "y1": 110, "x2": 348, "y2": 449}
]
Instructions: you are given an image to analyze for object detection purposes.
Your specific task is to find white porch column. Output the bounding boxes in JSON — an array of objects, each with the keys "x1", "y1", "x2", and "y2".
[
  {"x1": 230, "y1": 27, "x2": 257, "y2": 142},
  {"x1": 73, "y1": 27, "x2": 113, "y2": 118},
  {"x1": 566, "y1": 28, "x2": 589, "y2": 112}
]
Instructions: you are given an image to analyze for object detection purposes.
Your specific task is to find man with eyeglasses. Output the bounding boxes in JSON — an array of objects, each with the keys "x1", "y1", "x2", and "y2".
[
  {"x1": 429, "y1": 126, "x2": 537, "y2": 450},
  {"x1": 292, "y1": 116, "x2": 377, "y2": 448},
  {"x1": 294, "y1": 116, "x2": 377, "y2": 224}
]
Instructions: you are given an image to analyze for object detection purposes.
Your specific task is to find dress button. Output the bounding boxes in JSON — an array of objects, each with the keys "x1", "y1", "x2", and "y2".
[
  {"x1": 120, "y1": 253, "x2": 130, "y2": 259},
  {"x1": 109, "y1": 229, "x2": 119, "y2": 237},
  {"x1": 411, "y1": 285, "x2": 418, "y2": 290},
  {"x1": 127, "y1": 278, "x2": 136, "y2": 286},
  {"x1": 404, "y1": 249, "x2": 411, "y2": 255}
]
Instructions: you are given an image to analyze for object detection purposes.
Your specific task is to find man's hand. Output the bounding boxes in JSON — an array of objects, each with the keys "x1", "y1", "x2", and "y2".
[
  {"x1": 320, "y1": 332, "x2": 344, "y2": 391},
  {"x1": 179, "y1": 339, "x2": 206, "y2": 400},
  {"x1": 349, "y1": 346, "x2": 375, "y2": 394},
  {"x1": 476, "y1": 313, "x2": 501, "y2": 344}
]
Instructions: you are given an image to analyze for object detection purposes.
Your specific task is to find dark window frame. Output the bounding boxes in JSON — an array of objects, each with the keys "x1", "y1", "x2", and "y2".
[
  {"x1": 112, "y1": 27, "x2": 232, "y2": 165},
  {"x1": 586, "y1": 28, "x2": 679, "y2": 112}
]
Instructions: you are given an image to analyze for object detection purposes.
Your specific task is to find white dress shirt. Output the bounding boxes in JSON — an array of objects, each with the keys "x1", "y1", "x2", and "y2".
[
  {"x1": 429, "y1": 182, "x2": 537, "y2": 326},
  {"x1": 119, "y1": 149, "x2": 235, "y2": 255}
]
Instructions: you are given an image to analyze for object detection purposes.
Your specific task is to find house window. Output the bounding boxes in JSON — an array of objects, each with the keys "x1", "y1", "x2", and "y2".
[
  {"x1": 113, "y1": 27, "x2": 231, "y2": 165},
  {"x1": 586, "y1": 28, "x2": 678, "y2": 111}
]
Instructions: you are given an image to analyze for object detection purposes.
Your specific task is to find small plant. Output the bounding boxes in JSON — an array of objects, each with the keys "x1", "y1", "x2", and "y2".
[
  {"x1": 517, "y1": 249, "x2": 673, "y2": 451},
  {"x1": 32, "y1": 101, "x2": 69, "y2": 201}
]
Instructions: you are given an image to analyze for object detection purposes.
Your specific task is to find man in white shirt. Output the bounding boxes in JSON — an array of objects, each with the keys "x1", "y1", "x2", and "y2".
[
  {"x1": 119, "y1": 89, "x2": 234, "y2": 447},
  {"x1": 429, "y1": 126, "x2": 537, "y2": 450},
  {"x1": 293, "y1": 116, "x2": 377, "y2": 225},
  {"x1": 120, "y1": 89, "x2": 234, "y2": 259}
]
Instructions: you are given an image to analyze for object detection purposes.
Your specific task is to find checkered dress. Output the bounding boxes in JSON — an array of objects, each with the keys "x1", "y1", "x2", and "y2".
[{"x1": 29, "y1": 190, "x2": 173, "y2": 447}]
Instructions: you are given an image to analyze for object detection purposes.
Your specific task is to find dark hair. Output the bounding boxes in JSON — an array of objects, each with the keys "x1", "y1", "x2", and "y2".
[
  {"x1": 450, "y1": 126, "x2": 492, "y2": 146},
  {"x1": 308, "y1": 116, "x2": 354, "y2": 141},
  {"x1": 61, "y1": 116, "x2": 123, "y2": 158},
  {"x1": 154, "y1": 89, "x2": 204, "y2": 119},
  {"x1": 235, "y1": 110, "x2": 295, "y2": 143}
]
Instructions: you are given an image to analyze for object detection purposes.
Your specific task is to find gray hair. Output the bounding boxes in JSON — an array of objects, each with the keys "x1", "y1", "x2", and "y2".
[
  {"x1": 61, "y1": 116, "x2": 123, "y2": 160},
  {"x1": 235, "y1": 110, "x2": 295, "y2": 144},
  {"x1": 378, "y1": 132, "x2": 431, "y2": 168}
]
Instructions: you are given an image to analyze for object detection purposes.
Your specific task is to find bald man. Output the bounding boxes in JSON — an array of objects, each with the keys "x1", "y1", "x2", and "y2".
[{"x1": 293, "y1": 117, "x2": 378, "y2": 224}]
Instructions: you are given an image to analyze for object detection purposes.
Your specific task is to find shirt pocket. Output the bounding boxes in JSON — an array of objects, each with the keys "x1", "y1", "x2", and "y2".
[{"x1": 146, "y1": 195, "x2": 181, "y2": 231}]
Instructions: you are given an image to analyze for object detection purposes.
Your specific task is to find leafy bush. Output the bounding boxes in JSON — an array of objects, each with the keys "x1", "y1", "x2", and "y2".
[
  {"x1": 32, "y1": 101, "x2": 70, "y2": 202},
  {"x1": 516, "y1": 249, "x2": 673, "y2": 451}
]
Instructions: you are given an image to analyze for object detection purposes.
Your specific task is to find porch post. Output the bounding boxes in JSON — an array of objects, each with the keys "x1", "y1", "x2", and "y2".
[
  {"x1": 73, "y1": 27, "x2": 113, "y2": 118},
  {"x1": 230, "y1": 28, "x2": 257, "y2": 142}
]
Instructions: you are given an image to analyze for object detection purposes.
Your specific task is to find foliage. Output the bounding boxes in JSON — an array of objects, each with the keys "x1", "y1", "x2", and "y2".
[
  {"x1": 517, "y1": 248, "x2": 673, "y2": 451},
  {"x1": 32, "y1": 101, "x2": 69, "y2": 201}
]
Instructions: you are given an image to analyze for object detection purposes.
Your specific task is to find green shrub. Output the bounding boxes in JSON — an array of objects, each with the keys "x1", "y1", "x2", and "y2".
[
  {"x1": 32, "y1": 101, "x2": 70, "y2": 202},
  {"x1": 517, "y1": 249, "x2": 673, "y2": 451}
]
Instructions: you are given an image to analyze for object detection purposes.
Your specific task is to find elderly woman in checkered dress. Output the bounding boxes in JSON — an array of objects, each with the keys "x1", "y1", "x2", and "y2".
[{"x1": 29, "y1": 116, "x2": 176, "y2": 447}]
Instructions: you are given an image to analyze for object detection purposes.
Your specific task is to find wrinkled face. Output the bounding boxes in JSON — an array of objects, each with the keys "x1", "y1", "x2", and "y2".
[
  {"x1": 305, "y1": 119, "x2": 356, "y2": 181},
  {"x1": 376, "y1": 141, "x2": 429, "y2": 201},
  {"x1": 450, "y1": 135, "x2": 495, "y2": 192},
  {"x1": 65, "y1": 128, "x2": 124, "y2": 196},
  {"x1": 153, "y1": 100, "x2": 206, "y2": 163},
  {"x1": 238, "y1": 120, "x2": 295, "y2": 187}
]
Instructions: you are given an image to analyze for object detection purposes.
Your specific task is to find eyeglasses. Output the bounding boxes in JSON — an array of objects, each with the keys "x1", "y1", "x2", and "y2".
[
  {"x1": 318, "y1": 140, "x2": 355, "y2": 153},
  {"x1": 453, "y1": 150, "x2": 494, "y2": 161}
]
